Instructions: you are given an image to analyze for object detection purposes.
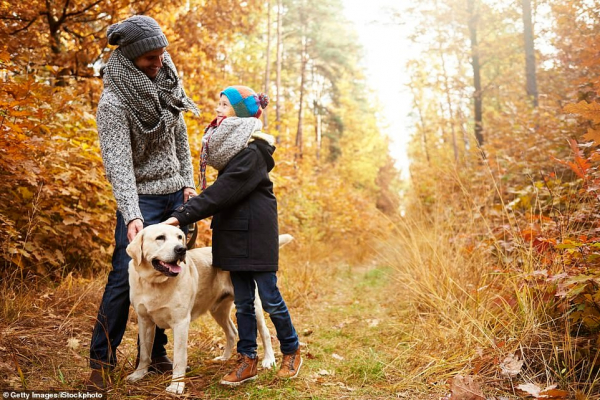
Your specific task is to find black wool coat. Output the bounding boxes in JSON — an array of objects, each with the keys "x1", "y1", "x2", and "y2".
[{"x1": 171, "y1": 140, "x2": 279, "y2": 272}]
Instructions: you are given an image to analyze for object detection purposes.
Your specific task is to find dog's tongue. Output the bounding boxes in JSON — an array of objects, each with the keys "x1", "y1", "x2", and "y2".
[{"x1": 160, "y1": 261, "x2": 182, "y2": 274}]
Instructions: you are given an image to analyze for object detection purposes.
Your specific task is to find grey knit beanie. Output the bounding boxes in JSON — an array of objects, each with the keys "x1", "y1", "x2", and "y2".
[{"x1": 107, "y1": 15, "x2": 169, "y2": 60}]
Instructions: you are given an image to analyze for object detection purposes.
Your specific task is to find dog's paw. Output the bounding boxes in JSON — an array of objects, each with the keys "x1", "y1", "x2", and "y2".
[
  {"x1": 166, "y1": 381, "x2": 185, "y2": 394},
  {"x1": 126, "y1": 369, "x2": 148, "y2": 382},
  {"x1": 262, "y1": 355, "x2": 277, "y2": 369}
]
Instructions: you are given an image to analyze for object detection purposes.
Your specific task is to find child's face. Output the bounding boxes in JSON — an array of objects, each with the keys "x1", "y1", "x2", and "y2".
[{"x1": 216, "y1": 95, "x2": 235, "y2": 121}]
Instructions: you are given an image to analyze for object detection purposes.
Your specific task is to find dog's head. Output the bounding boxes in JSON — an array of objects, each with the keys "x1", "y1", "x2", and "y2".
[{"x1": 126, "y1": 224, "x2": 187, "y2": 280}]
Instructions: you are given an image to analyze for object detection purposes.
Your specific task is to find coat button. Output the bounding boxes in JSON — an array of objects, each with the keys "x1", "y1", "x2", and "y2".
[{"x1": 177, "y1": 205, "x2": 185, "y2": 212}]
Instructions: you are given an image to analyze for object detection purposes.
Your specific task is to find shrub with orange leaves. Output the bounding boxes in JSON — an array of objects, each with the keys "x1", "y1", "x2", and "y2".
[{"x1": 0, "y1": 49, "x2": 114, "y2": 277}]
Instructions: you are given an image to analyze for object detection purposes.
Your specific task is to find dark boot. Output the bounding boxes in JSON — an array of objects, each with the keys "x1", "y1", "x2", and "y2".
[
  {"x1": 85, "y1": 368, "x2": 111, "y2": 391},
  {"x1": 149, "y1": 355, "x2": 174, "y2": 374},
  {"x1": 135, "y1": 354, "x2": 191, "y2": 374}
]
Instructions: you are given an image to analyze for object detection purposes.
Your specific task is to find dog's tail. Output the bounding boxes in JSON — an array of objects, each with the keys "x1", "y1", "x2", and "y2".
[{"x1": 278, "y1": 234, "x2": 294, "y2": 247}]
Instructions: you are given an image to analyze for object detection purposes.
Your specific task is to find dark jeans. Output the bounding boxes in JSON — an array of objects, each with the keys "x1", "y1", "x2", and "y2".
[
  {"x1": 230, "y1": 271, "x2": 299, "y2": 357},
  {"x1": 89, "y1": 190, "x2": 187, "y2": 369}
]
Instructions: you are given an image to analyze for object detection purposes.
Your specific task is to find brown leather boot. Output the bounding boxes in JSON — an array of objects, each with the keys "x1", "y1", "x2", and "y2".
[
  {"x1": 220, "y1": 354, "x2": 258, "y2": 386},
  {"x1": 277, "y1": 348, "x2": 302, "y2": 379},
  {"x1": 85, "y1": 368, "x2": 111, "y2": 391}
]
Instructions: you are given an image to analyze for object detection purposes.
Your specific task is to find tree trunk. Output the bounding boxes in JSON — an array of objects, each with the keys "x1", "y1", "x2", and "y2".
[
  {"x1": 435, "y1": 16, "x2": 459, "y2": 163},
  {"x1": 295, "y1": 3, "x2": 308, "y2": 160},
  {"x1": 522, "y1": 0, "x2": 538, "y2": 107},
  {"x1": 275, "y1": 0, "x2": 283, "y2": 143},
  {"x1": 409, "y1": 83, "x2": 431, "y2": 165},
  {"x1": 315, "y1": 113, "x2": 322, "y2": 161},
  {"x1": 263, "y1": 0, "x2": 272, "y2": 128},
  {"x1": 295, "y1": 35, "x2": 307, "y2": 159},
  {"x1": 467, "y1": 0, "x2": 484, "y2": 149}
]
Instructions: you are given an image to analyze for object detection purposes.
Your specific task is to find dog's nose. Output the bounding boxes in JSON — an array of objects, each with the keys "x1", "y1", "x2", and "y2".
[{"x1": 175, "y1": 244, "x2": 186, "y2": 257}]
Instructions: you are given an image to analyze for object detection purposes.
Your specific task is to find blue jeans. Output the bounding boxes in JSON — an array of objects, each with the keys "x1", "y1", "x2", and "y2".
[
  {"x1": 90, "y1": 190, "x2": 187, "y2": 369},
  {"x1": 230, "y1": 271, "x2": 299, "y2": 357}
]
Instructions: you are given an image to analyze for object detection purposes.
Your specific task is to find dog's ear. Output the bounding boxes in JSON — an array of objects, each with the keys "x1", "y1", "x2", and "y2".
[{"x1": 126, "y1": 229, "x2": 144, "y2": 266}]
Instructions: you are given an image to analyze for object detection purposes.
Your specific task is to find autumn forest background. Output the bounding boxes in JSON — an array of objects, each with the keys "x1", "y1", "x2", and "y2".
[{"x1": 2, "y1": 0, "x2": 600, "y2": 398}]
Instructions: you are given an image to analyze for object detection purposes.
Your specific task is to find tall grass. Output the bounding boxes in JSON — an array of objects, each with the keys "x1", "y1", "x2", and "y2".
[{"x1": 379, "y1": 167, "x2": 600, "y2": 397}]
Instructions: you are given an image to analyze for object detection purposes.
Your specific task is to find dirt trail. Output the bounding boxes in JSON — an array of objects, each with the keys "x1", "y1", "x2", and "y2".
[{"x1": 0, "y1": 264, "x2": 426, "y2": 399}]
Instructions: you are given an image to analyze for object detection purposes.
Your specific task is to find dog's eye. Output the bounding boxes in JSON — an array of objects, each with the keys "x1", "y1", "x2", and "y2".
[
  {"x1": 178, "y1": 235, "x2": 183, "y2": 240},
  {"x1": 156, "y1": 235, "x2": 165, "y2": 241}
]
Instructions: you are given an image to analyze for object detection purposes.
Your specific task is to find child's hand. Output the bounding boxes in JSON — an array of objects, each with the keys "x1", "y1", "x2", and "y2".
[
  {"x1": 162, "y1": 217, "x2": 180, "y2": 226},
  {"x1": 184, "y1": 187, "x2": 197, "y2": 202}
]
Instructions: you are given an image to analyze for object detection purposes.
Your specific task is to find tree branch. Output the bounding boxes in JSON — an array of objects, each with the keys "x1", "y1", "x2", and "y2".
[
  {"x1": 7, "y1": 17, "x2": 39, "y2": 35},
  {"x1": 64, "y1": 0, "x2": 104, "y2": 19}
]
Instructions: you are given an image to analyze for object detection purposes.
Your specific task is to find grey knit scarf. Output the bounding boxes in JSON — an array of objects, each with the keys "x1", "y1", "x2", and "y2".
[
  {"x1": 103, "y1": 49, "x2": 199, "y2": 142},
  {"x1": 199, "y1": 117, "x2": 275, "y2": 189},
  {"x1": 203, "y1": 117, "x2": 262, "y2": 171}
]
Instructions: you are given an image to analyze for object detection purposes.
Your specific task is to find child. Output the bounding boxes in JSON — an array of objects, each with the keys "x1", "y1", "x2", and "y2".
[{"x1": 163, "y1": 85, "x2": 302, "y2": 385}]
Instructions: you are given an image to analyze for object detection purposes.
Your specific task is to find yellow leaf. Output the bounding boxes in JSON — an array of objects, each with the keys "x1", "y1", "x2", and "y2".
[{"x1": 17, "y1": 186, "x2": 34, "y2": 200}]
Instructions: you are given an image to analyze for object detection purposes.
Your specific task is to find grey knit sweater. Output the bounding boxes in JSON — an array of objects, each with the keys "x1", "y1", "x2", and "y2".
[{"x1": 96, "y1": 88, "x2": 196, "y2": 224}]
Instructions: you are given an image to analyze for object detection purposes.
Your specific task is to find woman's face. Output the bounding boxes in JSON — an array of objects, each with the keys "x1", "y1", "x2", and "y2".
[
  {"x1": 216, "y1": 95, "x2": 236, "y2": 122},
  {"x1": 134, "y1": 47, "x2": 166, "y2": 79}
]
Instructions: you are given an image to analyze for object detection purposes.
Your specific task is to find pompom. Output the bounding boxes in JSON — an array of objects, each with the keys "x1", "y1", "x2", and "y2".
[{"x1": 258, "y1": 93, "x2": 270, "y2": 109}]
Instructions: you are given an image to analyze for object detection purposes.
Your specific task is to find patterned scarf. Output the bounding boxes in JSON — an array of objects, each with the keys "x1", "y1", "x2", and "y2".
[
  {"x1": 199, "y1": 117, "x2": 268, "y2": 190},
  {"x1": 103, "y1": 49, "x2": 199, "y2": 142}
]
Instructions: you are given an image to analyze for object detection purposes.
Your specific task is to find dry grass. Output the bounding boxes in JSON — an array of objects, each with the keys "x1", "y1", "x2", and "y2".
[
  {"x1": 4, "y1": 170, "x2": 600, "y2": 398},
  {"x1": 2, "y1": 240, "x2": 431, "y2": 399},
  {"x1": 373, "y1": 165, "x2": 600, "y2": 399}
]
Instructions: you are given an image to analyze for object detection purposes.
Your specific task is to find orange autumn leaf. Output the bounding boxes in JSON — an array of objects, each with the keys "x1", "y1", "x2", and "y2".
[
  {"x1": 564, "y1": 101, "x2": 600, "y2": 124},
  {"x1": 583, "y1": 128, "x2": 600, "y2": 146}
]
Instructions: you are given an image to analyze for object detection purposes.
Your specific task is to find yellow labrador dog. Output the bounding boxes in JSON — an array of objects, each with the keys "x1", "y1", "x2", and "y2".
[{"x1": 125, "y1": 224, "x2": 293, "y2": 394}]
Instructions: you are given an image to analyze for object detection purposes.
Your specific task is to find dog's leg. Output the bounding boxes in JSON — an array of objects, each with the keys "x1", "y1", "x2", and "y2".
[
  {"x1": 166, "y1": 318, "x2": 190, "y2": 394},
  {"x1": 210, "y1": 298, "x2": 237, "y2": 361},
  {"x1": 126, "y1": 316, "x2": 155, "y2": 382},
  {"x1": 255, "y1": 287, "x2": 276, "y2": 369}
]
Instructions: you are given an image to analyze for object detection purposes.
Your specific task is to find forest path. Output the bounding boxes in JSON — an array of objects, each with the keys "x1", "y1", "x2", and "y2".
[
  {"x1": 182, "y1": 264, "x2": 408, "y2": 399},
  {"x1": 0, "y1": 263, "x2": 437, "y2": 399}
]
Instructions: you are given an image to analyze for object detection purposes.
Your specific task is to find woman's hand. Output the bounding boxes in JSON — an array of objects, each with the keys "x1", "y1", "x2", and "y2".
[{"x1": 162, "y1": 217, "x2": 180, "y2": 226}]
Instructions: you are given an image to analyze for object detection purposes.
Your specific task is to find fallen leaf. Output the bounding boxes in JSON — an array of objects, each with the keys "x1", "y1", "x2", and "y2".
[
  {"x1": 517, "y1": 383, "x2": 544, "y2": 397},
  {"x1": 517, "y1": 383, "x2": 567, "y2": 398},
  {"x1": 332, "y1": 353, "x2": 344, "y2": 360},
  {"x1": 539, "y1": 388, "x2": 569, "y2": 399},
  {"x1": 367, "y1": 318, "x2": 380, "y2": 327},
  {"x1": 66, "y1": 337, "x2": 80, "y2": 350},
  {"x1": 500, "y1": 353, "x2": 523, "y2": 377},
  {"x1": 449, "y1": 375, "x2": 485, "y2": 400}
]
